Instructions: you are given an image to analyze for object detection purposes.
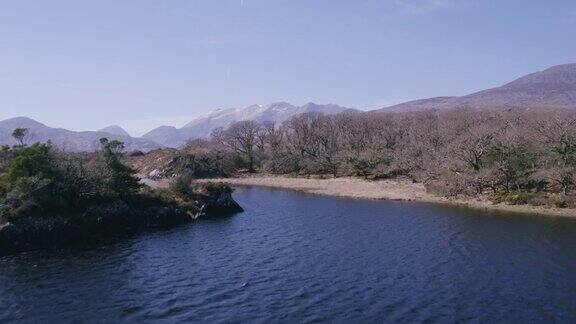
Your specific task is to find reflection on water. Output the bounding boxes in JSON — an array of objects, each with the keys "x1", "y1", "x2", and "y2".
[{"x1": 1, "y1": 186, "x2": 576, "y2": 322}]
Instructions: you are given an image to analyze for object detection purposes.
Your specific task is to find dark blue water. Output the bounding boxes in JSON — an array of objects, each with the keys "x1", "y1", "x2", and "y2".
[{"x1": 1, "y1": 187, "x2": 576, "y2": 323}]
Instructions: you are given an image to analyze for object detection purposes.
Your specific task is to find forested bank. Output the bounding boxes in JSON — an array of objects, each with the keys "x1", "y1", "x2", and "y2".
[
  {"x1": 0, "y1": 130, "x2": 241, "y2": 255},
  {"x1": 136, "y1": 108, "x2": 576, "y2": 210}
]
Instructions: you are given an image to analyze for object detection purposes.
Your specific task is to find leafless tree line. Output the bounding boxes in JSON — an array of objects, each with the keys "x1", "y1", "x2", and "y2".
[{"x1": 202, "y1": 108, "x2": 576, "y2": 197}]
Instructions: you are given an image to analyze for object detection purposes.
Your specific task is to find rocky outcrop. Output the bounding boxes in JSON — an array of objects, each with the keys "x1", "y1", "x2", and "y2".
[{"x1": 198, "y1": 184, "x2": 244, "y2": 217}]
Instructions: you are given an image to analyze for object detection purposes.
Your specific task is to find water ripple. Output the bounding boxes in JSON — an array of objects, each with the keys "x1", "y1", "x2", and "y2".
[{"x1": 1, "y1": 187, "x2": 576, "y2": 322}]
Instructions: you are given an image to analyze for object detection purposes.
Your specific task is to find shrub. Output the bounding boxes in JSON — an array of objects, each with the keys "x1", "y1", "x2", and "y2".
[
  {"x1": 0, "y1": 139, "x2": 144, "y2": 220},
  {"x1": 507, "y1": 192, "x2": 537, "y2": 205},
  {"x1": 527, "y1": 195, "x2": 549, "y2": 207},
  {"x1": 554, "y1": 198, "x2": 568, "y2": 209},
  {"x1": 489, "y1": 190, "x2": 536, "y2": 205},
  {"x1": 128, "y1": 150, "x2": 145, "y2": 157},
  {"x1": 202, "y1": 182, "x2": 233, "y2": 195},
  {"x1": 169, "y1": 173, "x2": 196, "y2": 199},
  {"x1": 552, "y1": 196, "x2": 576, "y2": 209}
]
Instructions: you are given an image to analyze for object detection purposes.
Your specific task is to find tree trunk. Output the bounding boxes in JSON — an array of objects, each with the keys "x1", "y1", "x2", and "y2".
[{"x1": 248, "y1": 153, "x2": 255, "y2": 173}]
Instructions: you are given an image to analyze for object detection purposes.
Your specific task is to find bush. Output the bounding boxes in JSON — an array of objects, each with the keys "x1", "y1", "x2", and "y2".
[
  {"x1": 128, "y1": 150, "x2": 145, "y2": 157},
  {"x1": 508, "y1": 192, "x2": 537, "y2": 205},
  {"x1": 552, "y1": 196, "x2": 576, "y2": 209},
  {"x1": 0, "y1": 139, "x2": 144, "y2": 220},
  {"x1": 554, "y1": 198, "x2": 568, "y2": 208},
  {"x1": 169, "y1": 173, "x2": 196, "y2": 199},
  {"x1": 202, "y1": 182, "x2": 233, "y2": 195},
  {"x1": 527, "y1": 195, "x2": 549, "y2": 207},
  {"x1": 489, "y1": 190, "x2": 537, "y2": 205}
]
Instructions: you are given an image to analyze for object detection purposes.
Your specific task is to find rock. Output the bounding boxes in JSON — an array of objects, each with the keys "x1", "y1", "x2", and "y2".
[
  {"x1": 149, "y1": 169, "x2": 161, "y2": 179},
  {"x1": 0, "y1": 222, "x2": 16, "y2": 248},
  {"x1": 200, "y1": 184, "x2": 244, "y2": 217}
]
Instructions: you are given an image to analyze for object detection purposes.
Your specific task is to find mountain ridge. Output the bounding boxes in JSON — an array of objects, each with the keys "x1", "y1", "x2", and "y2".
[
  {"x1": 98, "y1": 125, "x2": 131, "y2": 137},
  {"x1": 143, "y1": 102, "x2": 357, "y2": 148},
  {"x1": 2, "y1": 63, "x2": 576, "y2": 151},
  {"x1": 0, "y1": 103, "x2": 355, "y2": 151},
  {"x1": 382, "y1": 63, "x2": 576, "y2": 112},
  {"x1": 0, "y1": 117, "x2": 161, "y2": 152}
]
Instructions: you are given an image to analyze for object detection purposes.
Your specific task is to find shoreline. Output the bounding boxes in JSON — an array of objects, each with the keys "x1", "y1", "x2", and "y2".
[{"x1": 196, "y1": 176, "x2": 576, "y2": 219}]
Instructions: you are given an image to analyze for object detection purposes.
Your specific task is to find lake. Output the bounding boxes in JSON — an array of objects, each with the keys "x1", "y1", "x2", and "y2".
[{"x1": 1, "y1": 186, "x2": 576, "y2": 323}]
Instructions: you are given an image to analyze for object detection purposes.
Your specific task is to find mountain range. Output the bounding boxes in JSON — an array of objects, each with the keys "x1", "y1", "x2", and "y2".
[
  {"x1": 0, "y1": 63, "x2": 575, "y2": 151},
  {"x1": 0, "y1": 117, "x2": 161, "y2": 152},
  {"x1": 142, "y1": 102, "x2": 356, "y2": 147}
]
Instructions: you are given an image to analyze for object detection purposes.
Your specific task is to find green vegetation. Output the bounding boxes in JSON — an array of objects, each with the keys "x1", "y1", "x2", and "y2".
[
  {"x1": 11, "y1": 128, "x2": 29, "y2": 147},
  {"x1": 0, "y1": 138, "x2": 237, "y2": 222},
  {"x1": 0, "y1": 130, "x2": 241, "y2": 255},
  {"x1": 0, "y1": 135, "x2": 146, "y2": 222}
]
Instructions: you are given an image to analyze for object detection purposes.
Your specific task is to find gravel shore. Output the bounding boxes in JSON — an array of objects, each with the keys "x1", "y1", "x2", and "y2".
[{"x1": 196, "y1": 176, "x2": 576, "y2": 218}]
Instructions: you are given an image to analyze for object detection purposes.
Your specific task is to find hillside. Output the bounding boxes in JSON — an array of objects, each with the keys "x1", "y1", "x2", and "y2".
[
  {"x1": 98, "y1": 125, "x2": 131, "y2": 137},
  {"x1": 0, "y1": 117, "x2": 161, "y2": 152},
  {"x1": 383, "y1": 63, "x2": 576, "y2": 111}
]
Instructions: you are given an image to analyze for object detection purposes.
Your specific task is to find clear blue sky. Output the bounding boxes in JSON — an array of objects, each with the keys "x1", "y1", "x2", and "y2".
[{"x1": 1, "y1": 0, "x2": 575, "y2": 135}]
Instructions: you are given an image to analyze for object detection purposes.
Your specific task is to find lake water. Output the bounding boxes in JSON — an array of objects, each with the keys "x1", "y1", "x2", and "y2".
[{"x1": 1, "y1": 187, "x2": 576, "y2": 323}]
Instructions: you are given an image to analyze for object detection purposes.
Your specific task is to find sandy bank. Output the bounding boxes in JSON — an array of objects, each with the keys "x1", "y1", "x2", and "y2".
[{"x1": 196, "y1": 176, "x2": 576, "y2": 218}]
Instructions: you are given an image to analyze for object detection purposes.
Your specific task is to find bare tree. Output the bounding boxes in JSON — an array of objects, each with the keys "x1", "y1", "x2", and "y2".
[
  {"x1": 535, "y1": 112, "x2": 576, "y2": 194},
  {"x1": 212, "y1": 121, "x2": 260, "y2": 172},
  {"x1": 206, "y1": 107, "x2": 576, "y2": 201}
]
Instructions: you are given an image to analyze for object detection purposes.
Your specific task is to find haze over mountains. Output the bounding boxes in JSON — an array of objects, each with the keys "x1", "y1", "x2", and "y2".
[
  {"x1": 0, "y1": 63, "x2": 575, "y2": 151},
  {"x1": 0, "y1": 118, "x2": 161, "y2": 152}
]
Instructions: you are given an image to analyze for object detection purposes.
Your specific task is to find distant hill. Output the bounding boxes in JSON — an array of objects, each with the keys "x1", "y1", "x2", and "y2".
[
  {"x1": 143, "y1": 102, "x2": 357, "y2": 148},
  {"x1": 5, "y1": 63, "x2": 574, "y2": 150},
  {"x1": 0, "y1": 117, "x2": 161, "y2": 152},
  {"x1": 98, "y1": 125, "x2": 131, "y2": 137},
  {"x1": 382, "y1": 63, "x2": 576, "y2": 112}
]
